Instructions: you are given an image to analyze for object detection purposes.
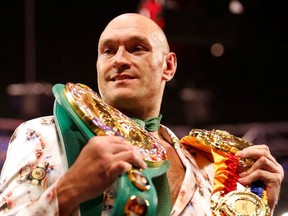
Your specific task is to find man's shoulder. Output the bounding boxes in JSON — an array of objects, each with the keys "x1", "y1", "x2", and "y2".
[
  {"x1": 18, "y1": 115, "x2": 55, "y2": 129},
  {"x1": 24, "y1": 115, "x2": 54, "y2": 122}
]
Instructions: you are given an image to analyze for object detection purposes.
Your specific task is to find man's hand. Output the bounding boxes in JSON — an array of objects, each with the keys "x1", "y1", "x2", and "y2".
[
  {"x1": 57, "y1": 135, "x2": 147, "y2": 215},
  {"x1": 236, "y1": 144, "x2": 284, "y2": 212}
]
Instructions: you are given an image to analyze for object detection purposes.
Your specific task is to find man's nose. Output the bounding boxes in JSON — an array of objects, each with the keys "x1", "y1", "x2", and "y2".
[{"x1": 113, "y1": 47, "x2": 131, "y2": 70}]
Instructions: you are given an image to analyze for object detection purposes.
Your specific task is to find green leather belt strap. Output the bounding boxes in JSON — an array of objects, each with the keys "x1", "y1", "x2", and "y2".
[
  {"x1": 54, "y1": 101, "x2": 103, "y2": 215},
  {"x1": 153, "y1": 174, "x2": 173, "y2": 215},
  {"x1": 52, "y1": 83, "x2": 172, "y2": 216}
]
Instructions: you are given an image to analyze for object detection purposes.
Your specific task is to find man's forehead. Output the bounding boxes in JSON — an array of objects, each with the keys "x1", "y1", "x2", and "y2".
[
  {"x1": 99, "y1": 14, "x2": 168, "y2": 50},
  {"x1": 102, "y1": 14, "x2": 158, "y2": 35},
  {"x1": 100, "y1": 25, "x2": 152, "y2": 43},
  {"x1": 104, "y1": 25, "x2": 145, "y2": 33},
  {"x1": 107, "y1": 13, "x2": 152, "y2": 28},
  {"x1": 104, "y1": 20, "x2": 152, "y2": 34}
]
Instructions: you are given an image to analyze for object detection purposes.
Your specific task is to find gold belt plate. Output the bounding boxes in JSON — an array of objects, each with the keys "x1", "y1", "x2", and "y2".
[{"x1": 64, "y1": 82, "x2": 167, "y2": 167}]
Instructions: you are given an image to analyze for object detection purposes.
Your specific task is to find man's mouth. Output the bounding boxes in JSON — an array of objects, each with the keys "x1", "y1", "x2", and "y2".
[{"x1": 112, "y1": 74, "x2": 135, "y2": 81}]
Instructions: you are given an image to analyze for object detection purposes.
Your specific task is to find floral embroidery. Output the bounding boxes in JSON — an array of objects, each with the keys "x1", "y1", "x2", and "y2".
[
  {"x1": 0, "y1": 192, "x2": 14, "y2": 211},
  {"x1": 0, "y1": 116, "x2": 63, "y2": 215}
]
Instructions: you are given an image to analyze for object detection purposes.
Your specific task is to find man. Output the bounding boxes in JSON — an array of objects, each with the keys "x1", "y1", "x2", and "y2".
[{"x1": 0, "y1": 13, "x2": 284, "y2": 215}]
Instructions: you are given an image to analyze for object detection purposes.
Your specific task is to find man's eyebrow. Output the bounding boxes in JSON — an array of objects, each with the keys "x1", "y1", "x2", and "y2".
[
  {"x1": 100, "y1": 35, "x2": 150, "y2": 45},
  {"x1": 128, "y1": 35, "x2": 150, "y2": 45},
  {"x1": 99, "y1": 39, "x2": 115, "y2": 47}
]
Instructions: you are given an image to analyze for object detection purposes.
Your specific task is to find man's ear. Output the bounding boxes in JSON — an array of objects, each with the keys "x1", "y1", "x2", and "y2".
[{"x1": 163, "y1": 52, "x2": 177, "y2": 81}]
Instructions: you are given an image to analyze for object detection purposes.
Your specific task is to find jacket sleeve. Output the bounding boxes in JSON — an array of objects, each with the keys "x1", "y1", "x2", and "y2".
[{"x1": 0, "y1": 116, "x2": 67, "y2": 216}]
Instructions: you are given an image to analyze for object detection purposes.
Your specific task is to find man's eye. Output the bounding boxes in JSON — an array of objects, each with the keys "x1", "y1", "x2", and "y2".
[
  {"x1": 103, "y1": 48, "x2": 113, "y2": 54},
  {"x1": 132, "y1": 46, "x2": 145, "y2": 52}
]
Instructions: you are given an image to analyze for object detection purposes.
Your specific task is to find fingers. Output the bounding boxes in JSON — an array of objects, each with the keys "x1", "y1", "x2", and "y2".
[
  {"x1": 111, "y1": 147, "x2": 148, "y2": 169},
  {"x1": 236, "y1": 145, "x2": 278, "y2": 166},
  {"x1": 237, "y1": 151, "x2": 284, "y2": 187},
  {"x1": 106, "y1": 161, "x2": 133, "y2": 182},
  {"x1": 88, "y1": 135, "x2": 147, "y2": 169},
  {"x1": 239, "y1": 156, "x2": 282, "y2": 180},
  {"x1": 238, "y1": 162, "x2": 283, "y2": 185},
  {"x1": 235, "y1": 144, "x2": 284, "y2": 210},
  {"x1": 236, "y1": 144, "x2": 284, "y2": 184},
  {"x1": 236, "y1": 145, "x2": 283, "y2": 181}
]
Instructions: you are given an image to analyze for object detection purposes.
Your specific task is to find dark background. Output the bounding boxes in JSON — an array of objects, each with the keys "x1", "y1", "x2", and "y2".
[
  {"x1": 1, "y1": 1, "x2": 287, "y2": 215},
  {"x1": 1, "y1": 0, "x2": 288, "y2": 126}
]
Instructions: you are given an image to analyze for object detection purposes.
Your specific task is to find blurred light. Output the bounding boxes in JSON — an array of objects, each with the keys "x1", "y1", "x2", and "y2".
[
  {"x1": 179, "y1": 88, "x2": 212, "y2": 102},
  {"x1": 6, "y1": 82, "x2": 53, "y2": 96},
  {"x1": 165, "y1": 0, "x2": 180, "y2": 10},
  {"x1": 210, "y1": 43, "x2": 225, "y2": 57},
  {"x1": 281, "y1": 212, "x2": 288, "y2": 216},
  {"x1": 229, "y1": 0, "x2": 244, "y2": 15},
  {"x1": 138, "y1": 0, "x2": 165, "y2": 29}
]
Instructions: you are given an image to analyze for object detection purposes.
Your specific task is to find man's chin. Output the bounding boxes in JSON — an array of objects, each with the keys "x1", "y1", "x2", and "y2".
[{"x1": 104, "y1": 92, "x2": 136, "y2": 105}]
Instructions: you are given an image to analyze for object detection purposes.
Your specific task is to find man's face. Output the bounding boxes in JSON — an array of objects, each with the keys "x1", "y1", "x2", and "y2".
[{"x1": 96, "y1": 15, "x2": 168, "y2": 111}]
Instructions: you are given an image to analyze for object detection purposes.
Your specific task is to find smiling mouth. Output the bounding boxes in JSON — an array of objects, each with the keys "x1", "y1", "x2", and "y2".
[{"x1": 112, "y1": 75, "x2": 135, "y2": 81}]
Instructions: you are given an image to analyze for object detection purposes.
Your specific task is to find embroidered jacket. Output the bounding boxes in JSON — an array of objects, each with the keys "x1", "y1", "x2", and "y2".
[{"x1": 0, "y1": 116, "x2": 214, "y2": 215}]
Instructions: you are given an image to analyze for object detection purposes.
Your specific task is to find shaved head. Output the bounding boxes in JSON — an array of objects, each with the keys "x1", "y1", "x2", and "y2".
[{"x1": 99, "y1": 13, "x2": 170, "y2": 53}]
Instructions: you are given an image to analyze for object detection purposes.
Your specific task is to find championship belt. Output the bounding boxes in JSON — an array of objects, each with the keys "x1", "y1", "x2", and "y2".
[
  {"x1": 52, "y1": 83, "x2": 170, "y2": 216},
  {"x1": 180, "y1": 129, "x2": 270, "y2": 216}
]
